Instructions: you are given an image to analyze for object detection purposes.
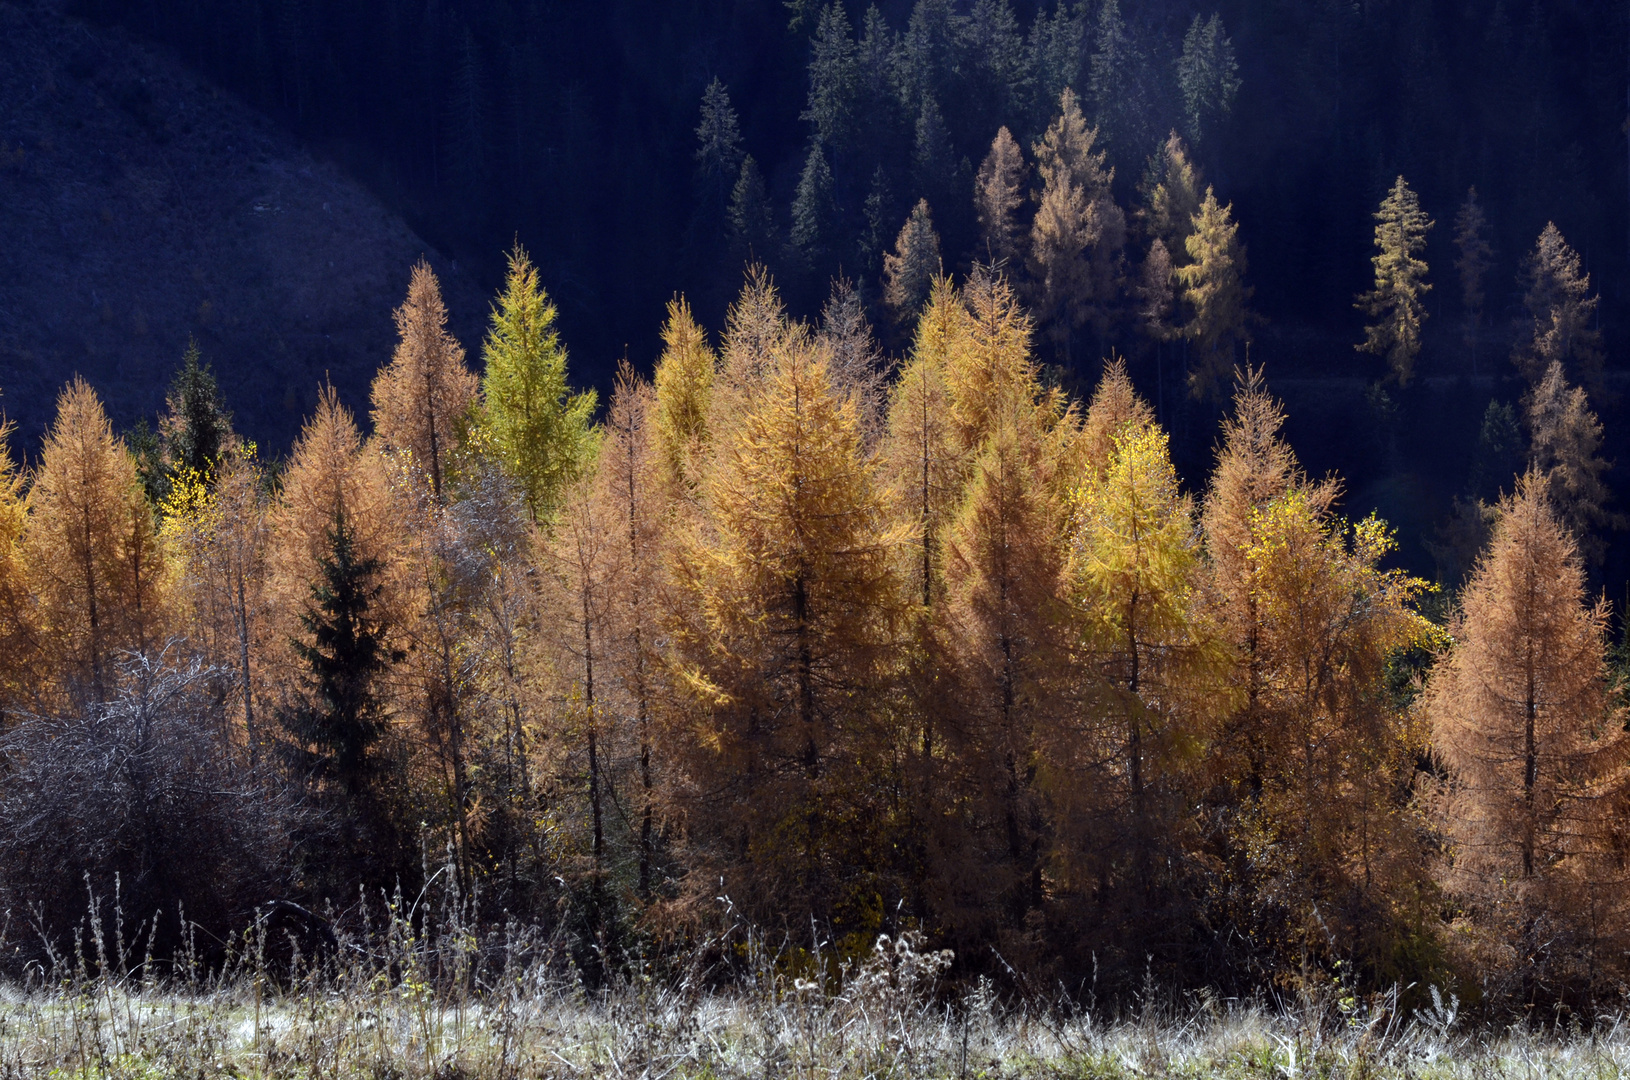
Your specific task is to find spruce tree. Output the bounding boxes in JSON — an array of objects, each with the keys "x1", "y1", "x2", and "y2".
[
  {"x1": 802, "y1": 3, "x2": 858, "y2": 150},
  {"x1": 478, "y1": 245, "x2": 598, "y2": 524},
  {"x1": 1088, "y1": 0, "x2": 1153, "y2": 163},
  {"x1": 1356, "y1": 176, "x2": 1433, "y2": 385},
  {"x1": 728, "y1": 156, "x2": 778, "y2": 263},
  {"x1": 1176, "y1": 188, "x2": 1252, "y2": 399},
  {"x1": 1454, "y1": 187, "x2": 1494, "y2": 366},
  {"x1": 161, "y1": 338, "x2": 234, "y2": 483},
  {"x1": 281, "y1": 507, "x2": 398, "y2": 796},
  {"x1": 883, "y1": 199, "x2": 942, "y2": 324},
  {"x1": 789, "y1": 142, "x2": 837, "y2": 266},
  {"x1": 696, "y1": 78, "x2": 745, "y2": 219},
  {"x1": 1177, "y1": 13, "x2": 1241, "y2": 145}
]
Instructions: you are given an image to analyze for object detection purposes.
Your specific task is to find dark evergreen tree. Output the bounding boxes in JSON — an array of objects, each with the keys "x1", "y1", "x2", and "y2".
[
  {"x1": 281, "y1": 507, "x2": 399, "y2": 797},
  {"x1": 162, "y1": 339, "x2": 234, "y2": 482}
]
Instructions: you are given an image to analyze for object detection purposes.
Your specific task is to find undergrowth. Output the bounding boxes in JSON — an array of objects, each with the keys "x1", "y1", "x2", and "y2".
[{"x1": 2, "y1": 870, "x2": 1628, "y2": 1078}]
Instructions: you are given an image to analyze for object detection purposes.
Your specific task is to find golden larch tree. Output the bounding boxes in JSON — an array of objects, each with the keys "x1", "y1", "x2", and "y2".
[
  {"x1": 653, "y1": 296, "x2": 717, "y2": 498},
  {"x1": 1427, "y1": 470, "x2": 1630, "y2": 996},
  {"x1": 1513, "y1": 223, "x2": 1603, "y2": 389},
  {"x1": 669, "y1": 322, "x2": 910, "y2": 931},
  {"x1": 24, "y1": 378, "x2": 169, "y2": 708},
  {"x1": 372, "y1": 259, "x2": 478, "y2": 500},
  {"x1": 1028, "y1": 88, "x2": 1124, "y2": 359},
  {"x1": 0, "y1": 417, "x2": 38, "y2": 719},
  {"x1": 1176, "y1": 187, "x2": 1252, "y2": 399},
  {"x1": 975, "y1": 126, "x2": 1028, "y2": 267},
  {"x1": 1067, "y1": 401, "x2": 1214, "y2": 891}
]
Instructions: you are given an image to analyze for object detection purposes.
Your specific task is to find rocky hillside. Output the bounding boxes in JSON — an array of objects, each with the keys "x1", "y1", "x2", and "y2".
[{"x1": 0, "y1": 0, "x2": 487, "y2": 455}]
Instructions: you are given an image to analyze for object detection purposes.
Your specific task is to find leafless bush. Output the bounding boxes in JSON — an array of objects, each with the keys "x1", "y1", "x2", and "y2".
[{"x1": 0, "y1": 649, "x2": 300, "y2": 975}]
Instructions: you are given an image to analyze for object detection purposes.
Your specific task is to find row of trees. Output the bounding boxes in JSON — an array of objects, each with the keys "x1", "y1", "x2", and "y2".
[
  {"x1": 717, "y1": 74, "x2": 1611, "y2": 427},
  {"x1": 0, "y1": 255, "x2": 1625, "y2": 1007}
]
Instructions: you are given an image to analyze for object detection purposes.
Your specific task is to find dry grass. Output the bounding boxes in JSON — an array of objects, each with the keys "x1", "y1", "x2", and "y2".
[{"x1": 2, "y1": 882, "x2": 1629, "y2": 1079}]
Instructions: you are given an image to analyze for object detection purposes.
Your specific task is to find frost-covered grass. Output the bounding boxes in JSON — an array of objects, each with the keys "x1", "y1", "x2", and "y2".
[
  {"x1": 5, "y1": 964, "x2": 1630, "y2": 1079},
  {"x1": 2, "y1": 880, "x2": 1627, "y2": 1078}
]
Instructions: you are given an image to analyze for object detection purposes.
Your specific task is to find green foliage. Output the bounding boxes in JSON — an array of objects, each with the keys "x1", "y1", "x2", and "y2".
[
  {"x1": 1177, "y1": 13, "x2": 1241, "y2": 145},
  {"x1": 1357, "y1": 176, "x2": 1433, "y2": 385},
  {"x1": 163, "y1": 338, "x2": 233, "y2": 480},
  {"x1": 477, "y1": 245, "x2": 599, "y2": 524},
  {"x1": 279, "y1": 507, "x2": 399, "y2": 796}
]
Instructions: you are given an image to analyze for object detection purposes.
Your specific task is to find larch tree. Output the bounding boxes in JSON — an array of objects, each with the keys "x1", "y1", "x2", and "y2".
[
  {"x1": 271, "y1": 386, "x2": 397, "y2": 611},
  {"x1": 1028, "y1": 87, "x2": 1125, "y2": 360},
  {"x1": 883, "y1": 199, "x2": 943, "y2": 326},
  {"x1": 975, "y1": 126, "x2": 1028, "y2": 267},
  {"x1": 478, "y1": 246, "x2": 598, "y2": 524},
  {"x1": 161, "y1": 447, "x2": 271, "y2": 755},
  {"x1": 542, "y1": 422, "x2": 619, "y2": 910},
  {"x1": 1524, "y1": 361, "x2": 1614, "y2": 565},
  {"x1": 1136, "y1": 238, "x2": 1176, "y2": 344},
  {"x1": 947, "y1": 267, "x2": 1055, "y2": 459},
  {"x1": 934, "y1": 358, "x2": 1072, "y2": 940},
  {"x1": 1513, "y1": 223, "x2": 1603, "y2": 389},
  {"x1": 882, "y1": 277, "x2": 970, "y2": 609},
  {"x1": 1236, "y1": 487, "x2": 1434, "y2": 951},
  {"x1": 1454, "y1": 187, "x2": 1494, "y2": 367},
  {"x1": 1356, "y1": 176, "x2": 1433, "y2": 385},
  {"x1": 24, "y1": 378, "x2": 169, "y2": 708},
  {"x1": 1427, "y1": 471, "x2": 1630, "y2": 990},
  {"x1": 818, "y1": 278, "x2": 889, "y2": 441},
  {"x1": 717, "y1": 264, "x2": 791, "y2": 414},
  {"x1": 1142, "y1": 132, "x2": 1203, "y2": 265},
  {"x1": 0, "y1": 418, "x2": 37, "y2": 719},
  {"x1": 1068, "y1": 398, "x2": 1212, "y2": 893},
  {"x1": 668, "y1": 323, "x2": 910, "y2": 929},
  {"x1": 652, "y1": 296, "x2": 717, "y2": 498},
  {"x1": 594, "y1": 363, "x2": 668, "y2": 899},
  {"x1": 372, "y1": 259, "x2": 478, "y2": 502},
  {"x1": 1176, "y1": 187, "x2": 1252, "y2": 399}
]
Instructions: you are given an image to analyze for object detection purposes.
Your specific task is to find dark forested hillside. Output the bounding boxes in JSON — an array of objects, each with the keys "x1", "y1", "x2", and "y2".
[
  {"x1": 67, "y1": 0, "x2": 1630, "y2": 369},
  {"x1": 58, "y1": 0, "x2": 1630, "y2": 586},
  {"x1": 0, "y1": 0, "x2": 487, "y2": 450}
]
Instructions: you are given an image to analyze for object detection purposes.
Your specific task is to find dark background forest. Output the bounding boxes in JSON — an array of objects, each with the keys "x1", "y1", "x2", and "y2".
[{"x1": 34, "y1": 0, "x2": 1630, "y2": 588}]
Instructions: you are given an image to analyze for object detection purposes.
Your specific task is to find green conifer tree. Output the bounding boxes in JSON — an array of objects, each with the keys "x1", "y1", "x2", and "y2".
[
  {"x1": 478, "y1": 245, "x2": 598, "y2": 524},
  {"x1": 280, "y1": 507, "x2": 399, "y2": 796},
  {"x1": 1357, "y1": 176, "x2": 1433, "y2": 385}
]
